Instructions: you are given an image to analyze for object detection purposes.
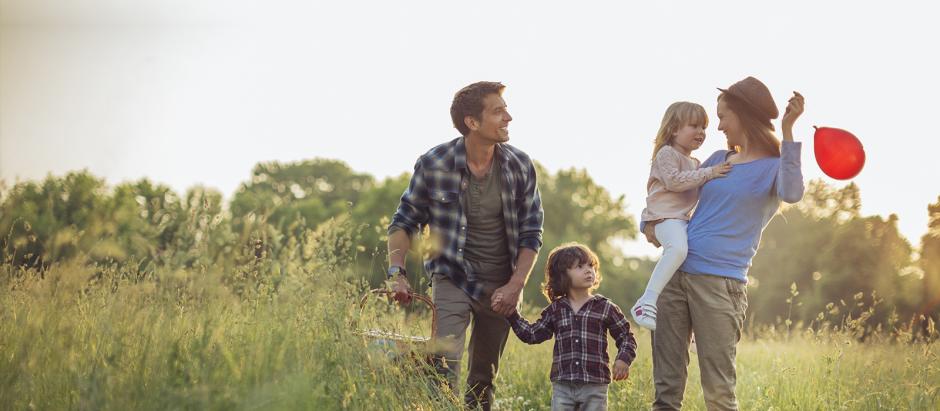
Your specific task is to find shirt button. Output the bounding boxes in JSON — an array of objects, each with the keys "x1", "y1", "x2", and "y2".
[
  {"x1": 461, "y1": 226, "x2": 466, "y2": 230},
  {"x1": 575, "y1": 361, "x2": 580, "y2": 365},
  {"x1": 575, "y1": 339, "x2": 579, "y2": 343},
  {"x1": 458, "y1": 248, "x2": 462, "y2": 252}
]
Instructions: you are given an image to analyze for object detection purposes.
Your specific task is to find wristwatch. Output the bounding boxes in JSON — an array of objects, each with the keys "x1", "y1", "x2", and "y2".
[{"x1": 387, "y1": 265, "x2": 407, "y2": 280}]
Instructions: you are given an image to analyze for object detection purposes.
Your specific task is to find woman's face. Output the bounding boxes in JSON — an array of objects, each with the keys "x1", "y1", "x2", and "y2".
[{"x1": 717, "y1": 98, "x2": 744, "y2": 147}]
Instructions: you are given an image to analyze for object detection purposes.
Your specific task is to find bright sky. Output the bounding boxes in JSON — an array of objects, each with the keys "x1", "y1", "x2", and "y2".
[{"x1": 2, "y1": 1, "x2": 938, "y2": 257}]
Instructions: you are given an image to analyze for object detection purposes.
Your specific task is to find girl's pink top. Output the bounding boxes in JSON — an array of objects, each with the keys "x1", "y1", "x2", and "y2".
[{"x1": 641, "y1": 145, "x2": 720, "y2": 222}]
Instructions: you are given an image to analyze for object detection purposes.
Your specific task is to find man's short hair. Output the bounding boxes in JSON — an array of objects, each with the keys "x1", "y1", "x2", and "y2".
[{"x1": 450, "y1": 81, "x2": 506, "y2": 136}]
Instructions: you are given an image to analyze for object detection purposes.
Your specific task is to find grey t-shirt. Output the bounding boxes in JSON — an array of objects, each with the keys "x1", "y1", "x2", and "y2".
[{"x1": 462, "y1": 160, "x2": 512, "y2": 282}]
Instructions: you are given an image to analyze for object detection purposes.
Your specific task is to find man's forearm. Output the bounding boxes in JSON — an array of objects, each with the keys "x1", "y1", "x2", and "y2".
[
  {"x1": 509, "y1": 247, "x2": 538, "y2": 287},
  {"x1": 387, "y1": 229, "x2": 412, "y2": 268}
]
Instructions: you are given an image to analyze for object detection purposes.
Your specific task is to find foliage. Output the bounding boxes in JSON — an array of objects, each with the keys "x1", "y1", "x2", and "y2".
[{"x1": 1, "y1": 165, "x2": 938, "y2": 330}]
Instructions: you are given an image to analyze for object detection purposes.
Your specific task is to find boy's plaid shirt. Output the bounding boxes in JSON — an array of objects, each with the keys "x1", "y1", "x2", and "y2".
[
  {"x1": 508, "y1": 295, "x2": 637, "y2": 384},
  {"x1": 388, "y1": 137, "x2": 544, "y2": 301}
]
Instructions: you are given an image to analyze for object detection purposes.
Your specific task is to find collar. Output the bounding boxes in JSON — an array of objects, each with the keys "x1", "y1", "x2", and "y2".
[{"x1": 456, "y1": 136, "x2": 505, "y2": 174}]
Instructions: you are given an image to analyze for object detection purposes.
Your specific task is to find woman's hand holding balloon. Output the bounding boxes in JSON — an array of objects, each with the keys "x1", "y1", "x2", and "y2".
[{"x1": 781, "y1": 91, "x2": 804, "y2": 141}]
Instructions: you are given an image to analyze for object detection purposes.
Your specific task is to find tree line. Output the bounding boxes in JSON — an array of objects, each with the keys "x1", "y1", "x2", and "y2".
[{"x1": 1, "y1": 159, "x2": 938, "y2": 332}]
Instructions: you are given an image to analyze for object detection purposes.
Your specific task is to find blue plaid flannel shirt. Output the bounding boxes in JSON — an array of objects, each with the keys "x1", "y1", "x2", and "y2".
[{"x1": 389, "y1": 137, "x2": 544, "y2": 301}]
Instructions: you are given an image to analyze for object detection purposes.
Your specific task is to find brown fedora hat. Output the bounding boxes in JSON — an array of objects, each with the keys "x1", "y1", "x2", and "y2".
[{"x1": 717, "y1": 76, "x2": 779, "y2": 120}]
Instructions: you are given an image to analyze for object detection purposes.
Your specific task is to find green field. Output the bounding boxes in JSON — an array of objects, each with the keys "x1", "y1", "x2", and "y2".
[{"x1": 2, "y1": 257, "x2": 937, "y2": 411}]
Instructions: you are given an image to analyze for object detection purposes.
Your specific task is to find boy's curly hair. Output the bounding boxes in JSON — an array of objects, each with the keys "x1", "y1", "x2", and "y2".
[{"x1": 542, "y1": 242, "x2": 601, "y2": 302}]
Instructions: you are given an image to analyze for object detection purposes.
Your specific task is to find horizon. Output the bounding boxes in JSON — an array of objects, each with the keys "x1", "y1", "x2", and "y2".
[{"x1": 3, "y1": 0, "x2": 939, "y2": 257}]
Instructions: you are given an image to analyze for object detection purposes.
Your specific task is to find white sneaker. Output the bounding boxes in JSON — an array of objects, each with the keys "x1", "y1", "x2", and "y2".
[{"x1": 631, "y1": 302, "x2": 657, "y2": 331}]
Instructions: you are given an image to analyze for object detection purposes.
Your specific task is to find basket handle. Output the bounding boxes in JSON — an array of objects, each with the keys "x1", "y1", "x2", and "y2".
[{"x1": 358, "y1": 288, "x2": 437, "y2": 340}]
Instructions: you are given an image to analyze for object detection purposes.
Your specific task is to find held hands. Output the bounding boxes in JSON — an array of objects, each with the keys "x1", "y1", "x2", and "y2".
[
  {"x1": 612, "y1": 359, "x2": 630, "y2": 381},
  {"x1": 491, "y1": 281, "x2": 524, "y2": 316}
]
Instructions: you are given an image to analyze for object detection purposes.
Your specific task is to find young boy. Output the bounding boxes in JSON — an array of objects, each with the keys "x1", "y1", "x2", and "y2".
[{"x1": 504, "y1": 242, "x2": 637, "y2": 410}]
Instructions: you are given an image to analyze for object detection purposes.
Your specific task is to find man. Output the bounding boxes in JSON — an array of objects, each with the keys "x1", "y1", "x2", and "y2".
[{"x1": 386, "y1": 81, "x2": 544, "y2": 410}]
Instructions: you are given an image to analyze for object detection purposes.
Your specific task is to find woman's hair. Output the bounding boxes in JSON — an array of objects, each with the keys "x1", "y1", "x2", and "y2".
[
  {"x1": 542, "y1": 242, "x2": 601, "y2": 302},
  {"x1": 651, "y1": 101, "x2": 709, "y2": 162},
  {"x1": 718, "y1": 92, "x2": 781, "y2": 156}
]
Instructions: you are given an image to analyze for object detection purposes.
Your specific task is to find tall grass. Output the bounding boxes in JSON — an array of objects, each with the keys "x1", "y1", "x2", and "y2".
[
  {"x1": 1, "y1": 221, "x2": 938, "y2": 410},
  {"x1": 0, "y1": 218, "x2": 460, "y2": 410}
]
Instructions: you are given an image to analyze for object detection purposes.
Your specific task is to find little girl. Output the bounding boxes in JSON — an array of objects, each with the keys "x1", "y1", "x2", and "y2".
[
  {"x1": 507, "y1": 242, "x2": 636, "y2": 410},
  {"x1": 631, "y1": 102, "x2": 731, "y2": 330}
]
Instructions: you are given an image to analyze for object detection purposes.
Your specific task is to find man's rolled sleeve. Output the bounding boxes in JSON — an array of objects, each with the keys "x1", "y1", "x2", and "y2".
[
  {"x1": 517, "y1": 164, "x2": 544, "y2": 252},
  {"x1": 388, "y1": 160, "x2": 431, "y2": 238}
]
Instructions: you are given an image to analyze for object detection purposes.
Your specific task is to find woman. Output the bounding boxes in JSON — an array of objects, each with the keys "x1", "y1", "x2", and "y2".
[{"x1": 643, "y1": 76, "x2": 805, "y2": 411}]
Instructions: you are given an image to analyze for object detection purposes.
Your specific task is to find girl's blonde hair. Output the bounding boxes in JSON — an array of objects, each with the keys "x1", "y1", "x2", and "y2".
[{"x1": 651, "y1": 102, "x2": 709, "y2": 162}]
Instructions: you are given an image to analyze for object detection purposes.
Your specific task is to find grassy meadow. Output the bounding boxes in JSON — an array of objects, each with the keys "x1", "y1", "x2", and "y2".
[{"x1": 2, "y1": 250, "x2": 937, "y2": 411}]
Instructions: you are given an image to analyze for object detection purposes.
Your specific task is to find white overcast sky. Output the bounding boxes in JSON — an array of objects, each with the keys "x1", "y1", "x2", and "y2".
[{"x1": 2, "y1": 0, "x2": 938, "y2": 257}]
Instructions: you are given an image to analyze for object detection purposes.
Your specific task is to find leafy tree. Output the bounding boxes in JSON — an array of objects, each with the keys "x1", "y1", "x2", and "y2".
[
  {"x1": 110, "y1": 179, "x2": 182, "y2": 266},
  {"x1": 750, "y1": 180, "x2": 916, "y2": 327},
  {"x1": 229, "y1": 159, "x2": 375, "y2": 262},
  {"x1": 231, "y1": 159, "x2": 374, "y2": 228},
  {"x1": 1, "y1": 171, "x2": 111, "y2": 266},
  {"x1": 918, "y1": 196, "x2": 940, "y2": 324},
  {"x1": 350, "y1": 173, "x2": 412, "y2": 284},
  {"x1": 527, "y1": 163, "x2": 638, "y2": 304}
]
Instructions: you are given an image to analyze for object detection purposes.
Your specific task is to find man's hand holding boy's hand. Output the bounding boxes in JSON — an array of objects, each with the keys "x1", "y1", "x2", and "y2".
[
  {"x1": 612, "y1": 360, "x2": 630, "y2": 381},
  {"x1": 491, "y1": 280, "x2": 523, "y2": 316}
]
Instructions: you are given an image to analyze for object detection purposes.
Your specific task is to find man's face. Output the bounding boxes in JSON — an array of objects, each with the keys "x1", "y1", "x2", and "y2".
[{"x1": 467, "y1": 94, "x2": 512, "y2": 143}]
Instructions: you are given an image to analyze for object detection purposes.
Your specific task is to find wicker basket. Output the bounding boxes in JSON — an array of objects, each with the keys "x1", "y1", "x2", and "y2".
[{"x1": 356, "y1": 289, "x2": 437, "y2": 361}]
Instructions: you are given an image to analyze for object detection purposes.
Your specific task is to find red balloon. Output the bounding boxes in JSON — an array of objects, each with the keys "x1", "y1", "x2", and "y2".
[{"x1": 813, "y1": 126, "x2": 865, "y2": 180}]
